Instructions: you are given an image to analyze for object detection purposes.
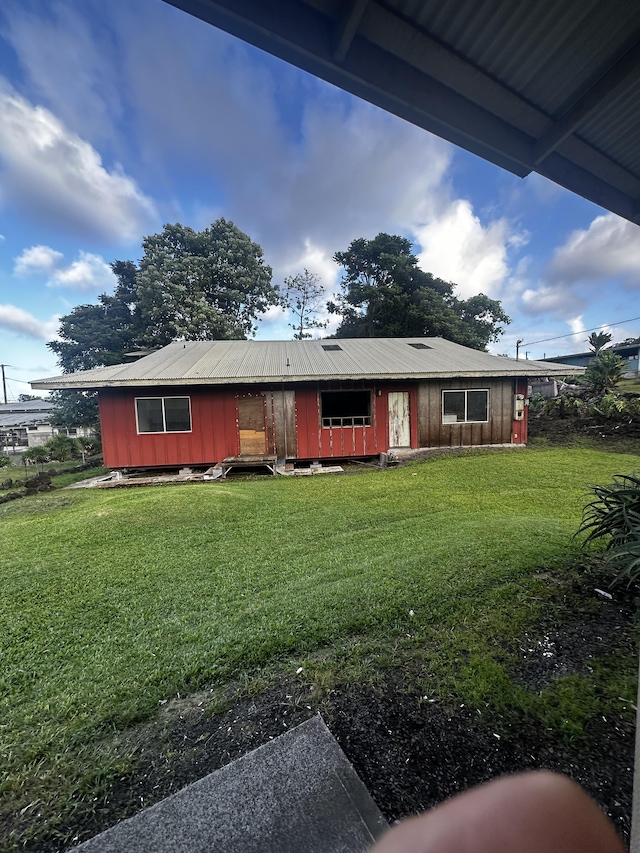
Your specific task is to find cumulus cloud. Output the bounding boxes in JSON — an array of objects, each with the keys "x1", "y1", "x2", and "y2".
[
  {"x1": 0, "y1": 304, "x2": 57, "y2": 339},
  {"x1": 47, "y1": 252, "x2": 116, "y2": 292},
  {"x1": 14, "y1": 244, "x2": 63, "y2": 275},
  {"x1": 521, "y1": 284, "x2": 585, "y2": 316},
  {"x1": 414, "y1": 200, "x2": 516, "y2": 298},
  {"x1": 520, "y1": 212, "x2": 640, "y2": 320},
  {"x1": 13, "y1": 244, "x2": 116, "y2": 291},
  {"x1": 546, "y1": 213, "x2": 640, "y2": 286},
  {"x1": 0, "y1": 82, "x2": 158, "y2": 243}
]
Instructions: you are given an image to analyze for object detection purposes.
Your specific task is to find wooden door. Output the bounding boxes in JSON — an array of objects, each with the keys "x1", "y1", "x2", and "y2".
[
  {"x1": 388, "y1": 391, "x2": 410, "y2": 447},
  {"x1": 237, "y1": 395, "x2": 267, "y2": 456}
]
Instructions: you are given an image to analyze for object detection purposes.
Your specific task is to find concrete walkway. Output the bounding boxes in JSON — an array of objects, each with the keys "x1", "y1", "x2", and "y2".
[{"x1": 72, "y1": 715, "x2": 387, "y2": 853}]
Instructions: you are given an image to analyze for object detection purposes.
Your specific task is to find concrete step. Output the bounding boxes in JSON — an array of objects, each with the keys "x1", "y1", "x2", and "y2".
[{"x1": 72, "y1": 715, "x2": 387, "y2": 853}]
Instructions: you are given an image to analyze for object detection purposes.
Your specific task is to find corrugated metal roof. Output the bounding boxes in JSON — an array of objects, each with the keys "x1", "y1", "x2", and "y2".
[
  {"x1": 0, "y1": 400, "x2": 53, "y2": 413},
  {"x1": 164, "y1": 0, "x2": 640, "y2": 223},
  {"x1": 32, "y1": 339, "x2": 583, "y2": 389}
]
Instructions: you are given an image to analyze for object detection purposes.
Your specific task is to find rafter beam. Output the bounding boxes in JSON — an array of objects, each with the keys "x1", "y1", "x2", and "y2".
[
  {"x1": 333, "y1": 0, "x2": 369, "y2": 63},
  {"x1": 534, "y1": 37, "x2": 640, "y2": 165}
]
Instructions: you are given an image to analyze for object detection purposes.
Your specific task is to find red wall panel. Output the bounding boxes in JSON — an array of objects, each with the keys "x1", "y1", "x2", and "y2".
[
  {"x1": 99, "y1": 383, "x2": 419, "y2": 468},
  {"x1": 99, "y1": 387, "x2": 240, "y2": 468}
]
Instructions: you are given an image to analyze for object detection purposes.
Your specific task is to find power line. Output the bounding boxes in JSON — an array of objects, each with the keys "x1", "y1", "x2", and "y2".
[{"x1": 522, "y1": 315, "x2": 640, "y2": 348}]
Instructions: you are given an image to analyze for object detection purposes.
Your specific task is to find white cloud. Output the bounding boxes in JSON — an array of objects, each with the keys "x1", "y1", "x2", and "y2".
[
  {"x1": 546, "y1": 213, "x2": 640, "y2": 286},
  {"x1": 414, "y1": 200, "x2": 514, "y2": 298},
  {"x1": 0, "y1": 82, "x2": 158, "y2": 243},
  {"x1": 47, "y1": 252, "x2": 116, "y2": 292},
  {"x1": 14, "y1": 244, "x2": 63, "y2": 275},
  {"x1": 521, "y1": 284, "x2": 584, "y2": 316},
  {"x1": 0, "y1": 304, "x2": 57, "y2": 339}
]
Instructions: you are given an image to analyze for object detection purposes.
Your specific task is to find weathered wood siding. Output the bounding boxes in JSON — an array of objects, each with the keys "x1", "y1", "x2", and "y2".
[
  {"x1": 98, "y1": 377, "x2": 521, "y2": 468},
  {"x1": 416, "y1": 378, "x2": 515, "y2": 448}
]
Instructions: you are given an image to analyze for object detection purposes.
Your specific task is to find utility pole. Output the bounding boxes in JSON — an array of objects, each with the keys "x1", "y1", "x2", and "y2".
[
  {"x1": 0, "y1": 364, "x2": 7, "y2": 404},
  {"x1": 515, "y1": 340, "x2": 523, "y2": 361}
]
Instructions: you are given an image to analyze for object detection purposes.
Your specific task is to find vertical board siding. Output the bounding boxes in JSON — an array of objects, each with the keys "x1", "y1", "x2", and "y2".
[
  {"x1": 417, "y1": 378, "x2": 514, "y2": 448},
  {"x1": 100, "y1": 387, "x2": 240, "y2": 468},
  {"x1": 99, "y1": 377, "x2": 523, "y2": 469}
]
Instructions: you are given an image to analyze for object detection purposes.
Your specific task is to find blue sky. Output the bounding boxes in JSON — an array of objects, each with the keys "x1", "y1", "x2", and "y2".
[{"x1": 1, "y1": 0, "x2": 640, "y2": 400}]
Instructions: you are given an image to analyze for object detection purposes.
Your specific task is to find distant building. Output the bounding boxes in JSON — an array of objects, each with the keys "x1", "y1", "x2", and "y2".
[
  {"x1": 541, "y1": 341, "x2": 640, "y2": 379},
  {"x1": 0, "y1": 400, "x2": 92, "y2": 452}
]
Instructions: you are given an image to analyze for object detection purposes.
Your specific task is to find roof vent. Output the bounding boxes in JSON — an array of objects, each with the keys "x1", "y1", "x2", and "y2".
[
  {"x1": 408, "y1": 342, "x2": 431, "y2": 350},
  {"x1": 322, "y1": 344, "x2": 343, "y2": 352}
]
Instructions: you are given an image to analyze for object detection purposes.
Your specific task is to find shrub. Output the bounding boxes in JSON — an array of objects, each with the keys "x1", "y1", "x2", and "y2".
[
  {"x1": 577, "y1": 473, "x2": 640, "y2": 587},
  {"x1": 0, "y1": 454, "x2": 11, "y2": 468},
  {"x1": 23, "y1": 446, "x2": 50, "y2": 464},
  {"x1": 43, "y1": 434, "x2": 81, "y2": 462}
]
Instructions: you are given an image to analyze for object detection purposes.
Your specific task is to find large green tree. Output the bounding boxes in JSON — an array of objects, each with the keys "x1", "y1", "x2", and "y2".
[
  {"x1": 136, "y1": 219, "x2": 276, "y2": 345},
  {"x1": 329, "y1": 234, "x2": 510, "y2": 350},
  {"x1": 47, "y1": 219, "x2": 277, "y2": 426}
]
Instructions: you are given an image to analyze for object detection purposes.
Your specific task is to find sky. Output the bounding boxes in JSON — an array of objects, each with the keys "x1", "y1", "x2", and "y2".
[{"x1": 1, "y1": 0, "x2": 640, "y2": 401}]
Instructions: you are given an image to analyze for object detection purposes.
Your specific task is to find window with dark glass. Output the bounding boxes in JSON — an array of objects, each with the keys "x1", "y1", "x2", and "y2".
[
  {"x1": 136, "y1": 397, "x2": 191, "y2": 433},
  {"x1": 321, "y1": 391, "x2": 371, "y2": 428},
  {"x1": 442, "y1": 389, "x2": 488, "y2": 423}
]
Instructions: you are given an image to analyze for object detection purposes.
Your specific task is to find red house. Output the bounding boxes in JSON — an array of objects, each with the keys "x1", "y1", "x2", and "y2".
[{"x1": 32, "y1": 338, "x2": 577, "y2": 471}]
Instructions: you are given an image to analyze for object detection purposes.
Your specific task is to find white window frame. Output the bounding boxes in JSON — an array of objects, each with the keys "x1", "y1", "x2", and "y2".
[
  {"x1": 442, "y1": 389, "x2": 489, "y2": 424},
  {"x1": 135, "y1": 396, "x2": 192, "y2": 434}
]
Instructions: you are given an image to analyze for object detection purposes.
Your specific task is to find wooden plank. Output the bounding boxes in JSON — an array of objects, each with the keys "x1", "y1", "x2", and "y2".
[
  {"x1": 284, "y1": 390, "x2": 297, "y2": 457},
  {"x1": 237, "y1": 395, "x2": 266, "y2": 456}
]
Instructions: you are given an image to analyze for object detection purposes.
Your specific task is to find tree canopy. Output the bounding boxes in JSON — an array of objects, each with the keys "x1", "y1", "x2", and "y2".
[
  {"x1": 328, "y1": 233, "x2": 510, "y2": 350},
  {"x1": 47, "y1": 219, "x2": 278, "y2": 425},
  {"x1": 136, "y1": 220, "x2": 276, "y2": 345}
]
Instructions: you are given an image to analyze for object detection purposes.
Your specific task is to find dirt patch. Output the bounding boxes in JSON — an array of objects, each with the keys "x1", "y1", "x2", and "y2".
[{"x1": 528, "y1": 413, "x2": 640, "y2": 447}]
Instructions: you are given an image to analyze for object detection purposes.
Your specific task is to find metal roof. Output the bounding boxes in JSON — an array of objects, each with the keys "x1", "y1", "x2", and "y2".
[
  {"x1": 0, "y1": 401, "x2": 53, "y2": 428},
  {"x1": 31, "y1": 338, "x2": 583, "y2": 389},
  {"x1": 162, "y1": 0, "x2": 640, "y2": 223}
]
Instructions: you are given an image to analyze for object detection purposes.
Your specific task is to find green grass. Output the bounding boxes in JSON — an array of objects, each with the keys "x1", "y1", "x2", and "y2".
[{"x1": 1, "y1": 447, "x2": 639, "y2": 846}]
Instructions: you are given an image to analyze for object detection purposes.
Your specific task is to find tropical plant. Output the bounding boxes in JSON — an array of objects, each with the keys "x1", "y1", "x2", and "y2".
[
  {"x1": 586, "y1": 331, "x2": 612, "y2": 354},
  {"x1": 577, "y1": 473, "x2": 640, "y2": 587},
  {"x1": 580, "y1": 350, "x2": 625, "y2": 397},
  {"x1": 0, "y1": 454, "x2": 11, "y2": 468}
]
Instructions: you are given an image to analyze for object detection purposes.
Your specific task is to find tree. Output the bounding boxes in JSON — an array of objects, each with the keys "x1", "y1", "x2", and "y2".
[
  {"x1": 47, "y1": 261, "x2": 143, "y2": 373},
  {"x1": 49, "y1": 390, "x2": 100, "y2": 429},
  {"x1": 329, "y1": 234, "x2": 510, "y2": 349},
  {"x1": 282, "y1": 269, "x2": 327, "y2": 339},
  {"x1": 47, "y1": 220, "x2": 278, "y2": 427},
  {"x1": 581, "y1": 350, "x2": 625, "y2": 396},
  {"x1": 135, "y1": 219, "x2": 277, "y2": 345},
  {"x1": 587, "y1": 331, "x2": 612, "y2": 354},
  {"x1": 17, "y1": 394, "x2": 44, "y2": 402}
]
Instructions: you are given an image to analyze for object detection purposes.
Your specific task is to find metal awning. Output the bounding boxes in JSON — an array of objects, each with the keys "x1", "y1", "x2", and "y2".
[{"x1": 162, "y1": 0, "x2": 640, "y2": 224}]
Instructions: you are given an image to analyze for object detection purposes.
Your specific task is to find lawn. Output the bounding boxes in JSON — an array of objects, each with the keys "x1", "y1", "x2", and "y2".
[{"x1": 1, "y1": 446, "x2": 639, "y2": 849}]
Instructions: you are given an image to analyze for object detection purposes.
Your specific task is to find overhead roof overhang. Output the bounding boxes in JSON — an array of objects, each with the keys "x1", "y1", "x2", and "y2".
[{"x1": 162, "y1": 0, "x2": 640, "y2": 224}]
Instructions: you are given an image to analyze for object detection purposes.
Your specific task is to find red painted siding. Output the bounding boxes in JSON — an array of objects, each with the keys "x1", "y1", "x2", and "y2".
[
  {"x1": 294, "y1": 385, "x2": 416, "y2": 459},
  {"x1": 99, "y1": 383, "x2": 419, "y2": 468},
  {"x1": 99, "y1": 387, "x2": 240, "y2": 468}
]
